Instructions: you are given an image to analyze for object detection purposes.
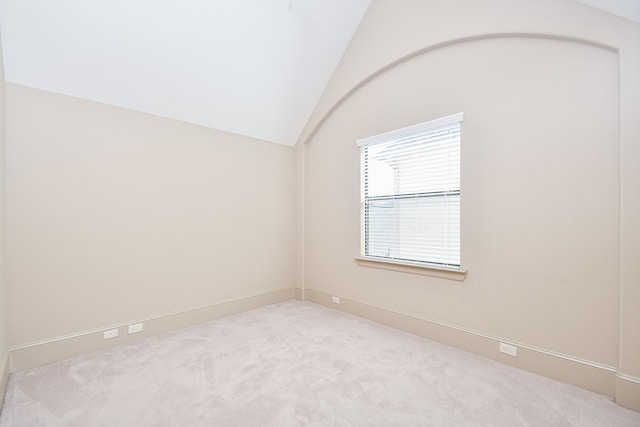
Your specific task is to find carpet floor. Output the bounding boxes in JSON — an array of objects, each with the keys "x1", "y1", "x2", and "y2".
[{"x1": 1, "y1": 300, "x2": 639, "y2": 426}]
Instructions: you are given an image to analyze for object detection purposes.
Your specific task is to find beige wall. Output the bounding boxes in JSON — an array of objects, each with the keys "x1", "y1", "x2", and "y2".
[
  {"x1": 299, "y1": 0, "x2": 640, "y2": 409},
  {"x1": 1, "y1": 0, "x2": 639, "y2": 412},
  {"x1": 5, "y1": 84, "x2": 295, "y2": 349},
  {"x1": 0, "y1": 26, "x2": 9, "y2": 403}
]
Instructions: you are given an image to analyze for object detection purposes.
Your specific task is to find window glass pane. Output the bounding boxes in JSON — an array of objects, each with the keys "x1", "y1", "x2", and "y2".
[
  {"x1": 365, "y1": 195, "x2": 460, "y2": 267},
  {"x1": 360, "y1": 114, "x2": 462, "y2": 268}
]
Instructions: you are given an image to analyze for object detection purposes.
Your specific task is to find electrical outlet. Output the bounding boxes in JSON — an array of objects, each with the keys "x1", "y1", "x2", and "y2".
[
  {"x1": 128, "y1": 323, "x2": 143, "y2": 334},
  {"x1": 103, "y1": 329, "x2": 118, "y2": 340},
  {"x1": 499, "y1": 342, "x2": 518, "y2": 357},
  {"x1": 332, "y1": 296, "x2": 340, "y2": 304}
]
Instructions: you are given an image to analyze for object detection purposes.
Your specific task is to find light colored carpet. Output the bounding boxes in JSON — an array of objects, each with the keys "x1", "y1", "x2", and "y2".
[{"x1": 1, "y1": 300, "x2": 639, "y2": 426}]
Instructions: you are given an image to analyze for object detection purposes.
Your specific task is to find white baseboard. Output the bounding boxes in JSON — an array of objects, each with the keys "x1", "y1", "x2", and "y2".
[
  {"x1": 0, "y1": 351, "x2": 10, "y2": 410},
  {"x1": 304, "y1": 288, "x2": 617, "y2": 398},
  {"x1": 615, "y1": 374, "x2": 640, "y2": 412},
  {"x1": 9, "y1": 288, "x2": 294, "y2": 371},
  {"x1": 8, "y1": 287, "x2": 637, "y2": 412}
]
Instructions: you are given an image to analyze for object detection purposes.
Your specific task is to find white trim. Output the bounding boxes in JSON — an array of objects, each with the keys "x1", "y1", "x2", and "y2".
[
  {"x1": 306, "y1": 34, "x2": 615, "y2": 146},
  {"x1": 356, "y1": 112, "x2": 464, "y2": 147},
  {"x1": 617, "y1": 373, "x2": 640, "y2": 385},
  {"x1": 341, "y1": 293, "x2": 617, "y2": 373},
  {"x1": 9, "y1": 288, "x2": 293, "y2": 352},
  {"x1": 294, "y1": 287, "x2": 306, "y2": 301},
  {"x1": 355, "y1": 257, "x2": 467, "y2": 281},
  {"x1": 0, "y1": 352, "x2": 10, "y2": 408}
]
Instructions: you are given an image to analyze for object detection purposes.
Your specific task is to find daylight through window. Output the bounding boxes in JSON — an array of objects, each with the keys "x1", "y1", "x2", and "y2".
[{"x1": 357, "y1": 113, "x2": 463, "y2": 269}]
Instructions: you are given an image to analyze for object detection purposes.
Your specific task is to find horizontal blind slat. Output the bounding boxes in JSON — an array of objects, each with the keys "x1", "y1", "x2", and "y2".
[{"x1": 361, "y1": 114, "x2": 462, "y2": 267}]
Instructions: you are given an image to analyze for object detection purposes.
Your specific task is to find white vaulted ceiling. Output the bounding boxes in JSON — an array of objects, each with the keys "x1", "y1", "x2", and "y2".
[
  {"x1": 576, "y1": 0, "x2": 640, "y2": 23},
  {"x1": 0, "y1": 0, "x2": 371, "y2": 146}
]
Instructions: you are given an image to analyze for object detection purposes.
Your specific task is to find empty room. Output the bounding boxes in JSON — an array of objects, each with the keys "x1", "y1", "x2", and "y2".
[{"x1": 0, "y1": 0, "x2": 638, "y2": 425}]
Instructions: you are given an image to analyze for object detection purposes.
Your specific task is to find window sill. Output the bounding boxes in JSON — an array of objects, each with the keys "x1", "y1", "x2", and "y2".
[{"x1": 354, "y1": 257, "x2": 467, "y2": 282}]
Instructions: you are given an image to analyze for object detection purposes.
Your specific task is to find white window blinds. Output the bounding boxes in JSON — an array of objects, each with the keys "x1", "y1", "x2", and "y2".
[{"x1": 357, "y1": 112, "x2": 463, "y2": 268}]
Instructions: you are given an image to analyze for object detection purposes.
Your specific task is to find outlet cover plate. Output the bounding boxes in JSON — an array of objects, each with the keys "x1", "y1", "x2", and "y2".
[
  {"x1": 128, "y1": 323, "x2": 143, "y2": 334},
  {"x1": 103, "y1": 329, "x2": 118, "y2": 340},
  {"x1": 499, "y1": 342, "x2": 518, "y2": 357}
]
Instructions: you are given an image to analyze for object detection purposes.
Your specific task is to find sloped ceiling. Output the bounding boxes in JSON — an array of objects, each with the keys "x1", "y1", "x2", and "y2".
[
  {"x1": 576, "y1": 0, "x2": 640, "y2": 24},
  {"x1": 0, "y1": 0, "x2": 371, "y2": 146}
]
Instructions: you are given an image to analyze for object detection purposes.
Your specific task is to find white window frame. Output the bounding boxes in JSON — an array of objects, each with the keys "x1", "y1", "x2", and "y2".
[{"x1": 355, "y1": 113, "x2": 467, "y2": 281}]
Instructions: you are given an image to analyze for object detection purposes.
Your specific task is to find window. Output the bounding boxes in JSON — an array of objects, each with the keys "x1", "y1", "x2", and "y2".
[{"x1": 357, "y1": 113, "x2": 463, "y2": 270}]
